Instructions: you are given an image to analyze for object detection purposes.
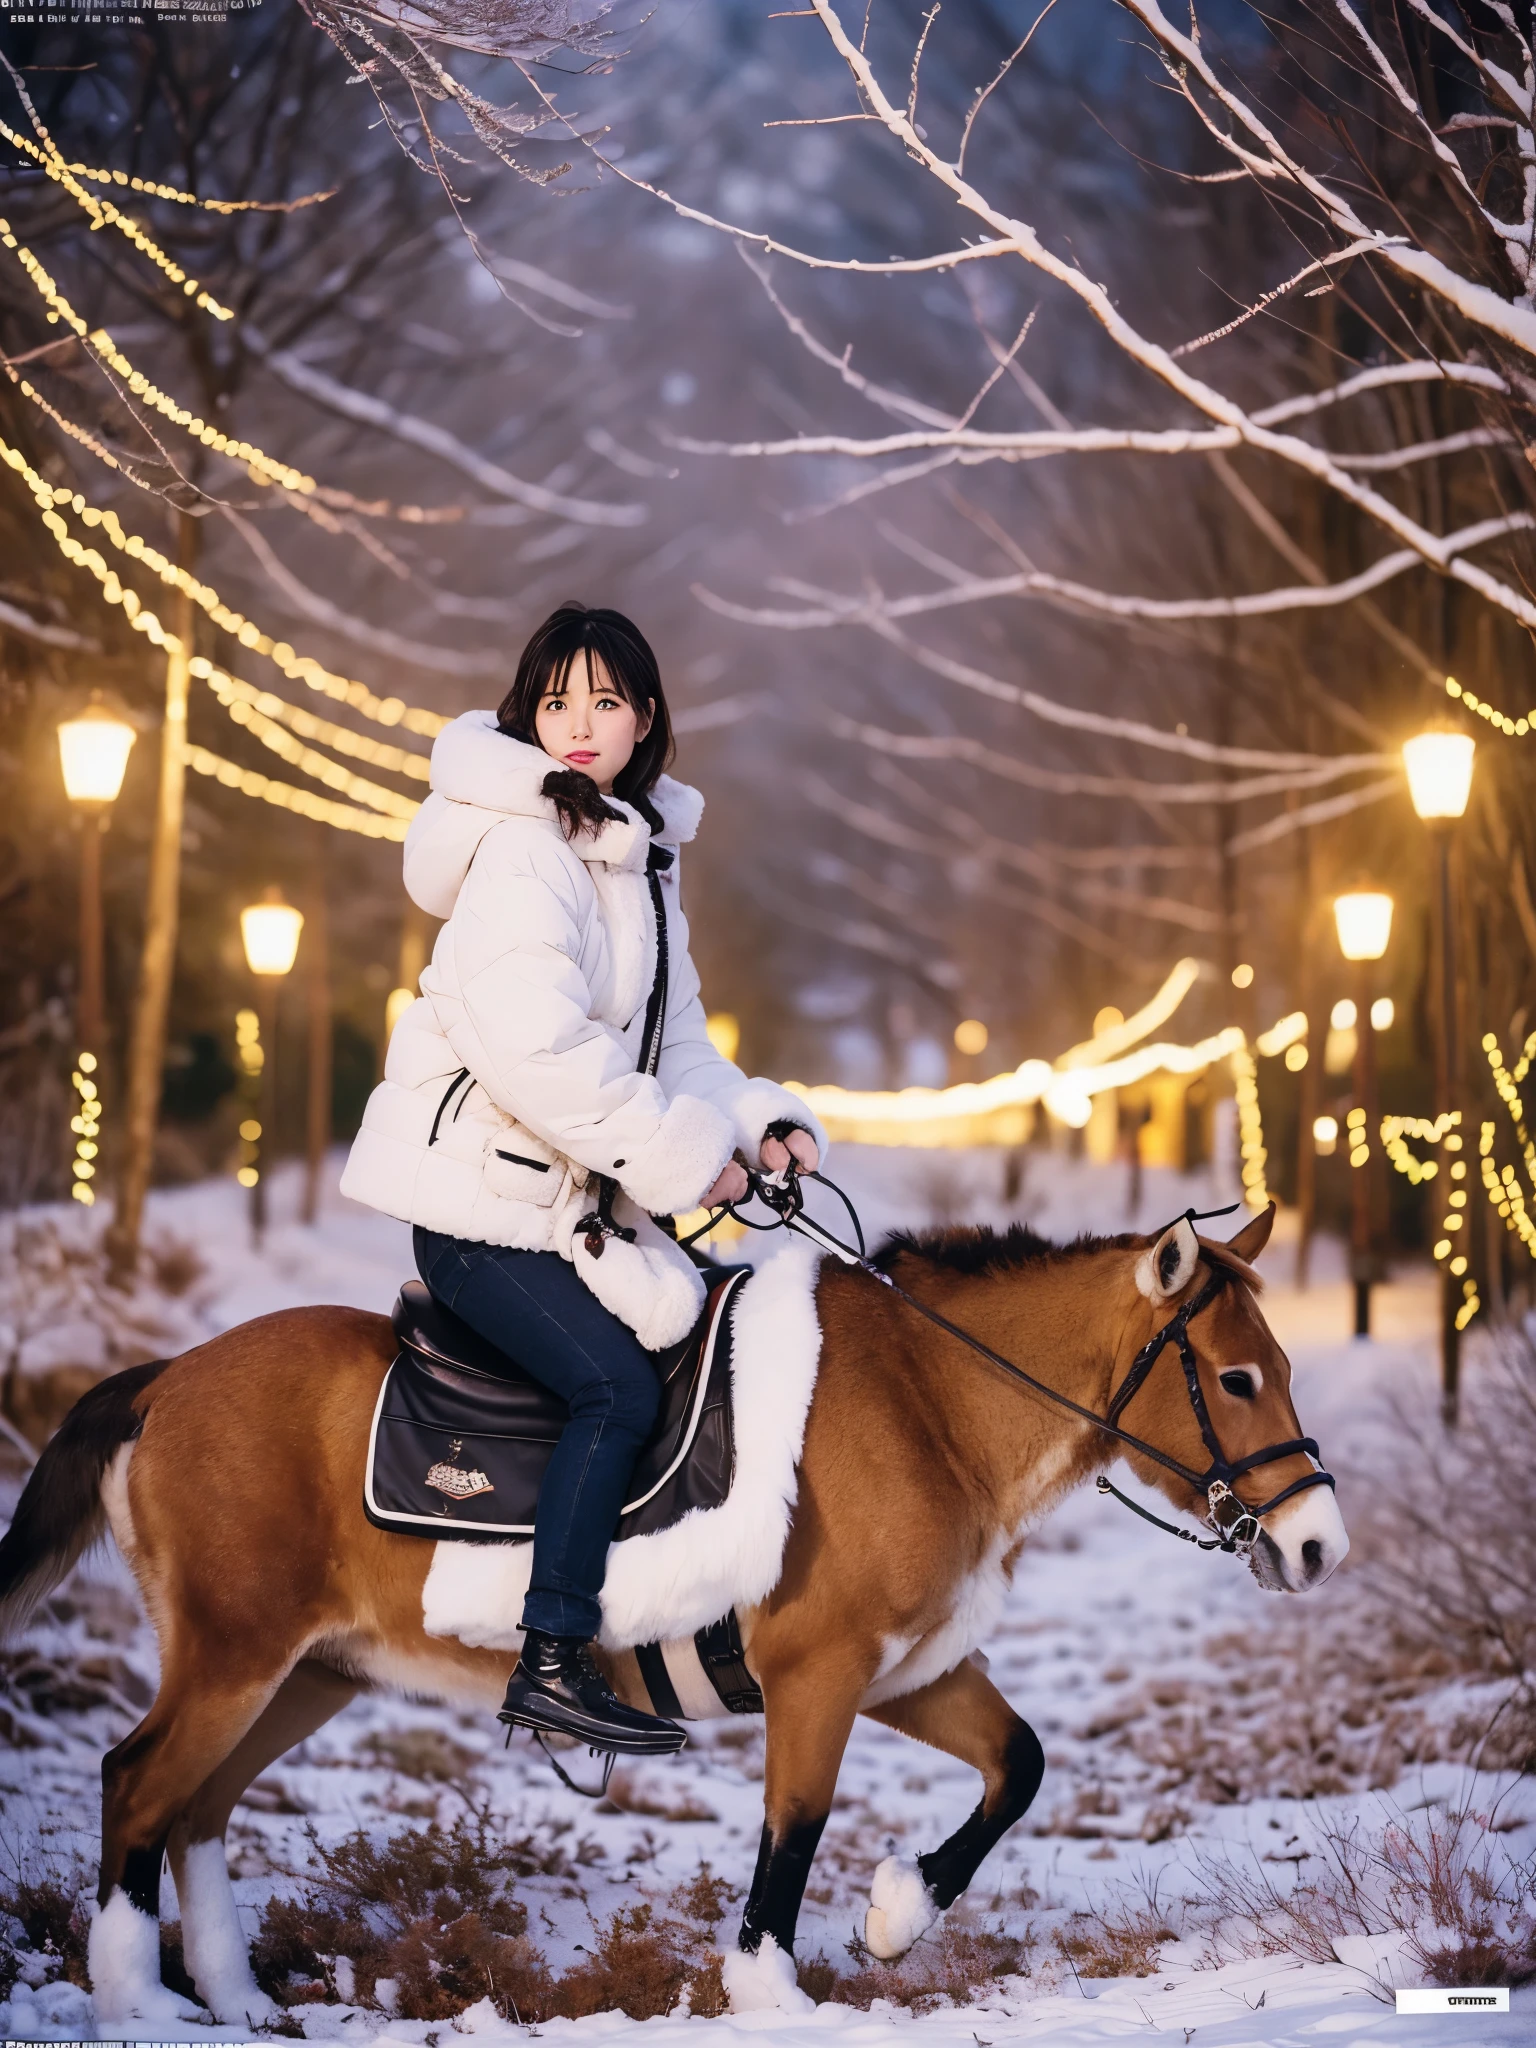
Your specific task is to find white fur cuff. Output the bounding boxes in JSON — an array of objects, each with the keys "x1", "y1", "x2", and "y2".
[
  {"x1": 616, "y1": 1092, "x2": 735, "y2": 1217},
  {"x1": 570, "y1": 1225, "x2": 705, "y2": 1351},
  {"x1": 722, "y1": 1936, "x2": 813, "y2": 2015},
  {"x1": 729, "y1": 1079, "x2": 829, "y2": 1166},
  {"x1": 864, "y1": 1854, "x2": 940, "y2": 1960}
]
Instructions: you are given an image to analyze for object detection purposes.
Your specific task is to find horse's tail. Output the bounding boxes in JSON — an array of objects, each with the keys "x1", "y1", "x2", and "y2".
[{"x1": 0, "y1": 1358, "x2": 169, "y2": 1641}]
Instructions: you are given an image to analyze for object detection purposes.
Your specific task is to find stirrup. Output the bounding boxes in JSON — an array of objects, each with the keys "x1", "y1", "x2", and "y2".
[{"x1": 509, "y1": 1724, "x2": 617, "y2": 1799}]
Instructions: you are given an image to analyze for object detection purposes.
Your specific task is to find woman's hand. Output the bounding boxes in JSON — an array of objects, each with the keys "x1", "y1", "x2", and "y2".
[
  {"x1": 703, "y1": 1160, "x2": 750, "y2": 1207},
  {"x1": 761, "y1": 1128, "x2": 819, "y2": 1176}
]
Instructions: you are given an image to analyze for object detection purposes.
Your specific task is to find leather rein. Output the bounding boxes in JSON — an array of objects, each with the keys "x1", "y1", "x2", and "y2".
[{"x1": 700, "y1": 1164, "x2": 1336, "y2": 1561}]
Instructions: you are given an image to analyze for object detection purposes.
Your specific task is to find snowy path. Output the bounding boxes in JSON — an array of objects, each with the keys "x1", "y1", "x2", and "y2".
[{"x1": 1, "y1": 1153, "x2": 1532, "y2": 2042}]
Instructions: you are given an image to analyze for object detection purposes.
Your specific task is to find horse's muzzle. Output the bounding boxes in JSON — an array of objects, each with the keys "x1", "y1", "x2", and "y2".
[{"x1": 1250, "y1": 1485, "x2": 1349, "y2": 1593}]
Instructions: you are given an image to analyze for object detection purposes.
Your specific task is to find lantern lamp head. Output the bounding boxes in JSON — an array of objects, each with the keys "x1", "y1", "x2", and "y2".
[
  {"x1": 1333, "y1": 889, "x2": 1393, "y2": 963},
  {"x1": 57, "y1": 693, "x2": 136, "y2": 809},
  {"x1": 241, "y1": 887, "x2": 305, "y2": 977},
  {"x1": 1403, "y1": 724, "x2": 1475, "y2": 822}
]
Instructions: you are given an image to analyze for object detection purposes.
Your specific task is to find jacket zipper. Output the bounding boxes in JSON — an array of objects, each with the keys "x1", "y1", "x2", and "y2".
[{"x1": 428, "y1": 1068, "x2": 471, "y2": 1147}]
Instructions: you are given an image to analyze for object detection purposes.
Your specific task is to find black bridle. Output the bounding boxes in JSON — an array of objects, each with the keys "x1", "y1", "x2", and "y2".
[{"x1": 691, "y1": 1164, "x2": 1336, "y2": 1560}]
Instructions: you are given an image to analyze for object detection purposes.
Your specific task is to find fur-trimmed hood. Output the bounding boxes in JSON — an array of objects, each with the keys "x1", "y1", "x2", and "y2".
[{"x1": 406, "y1": 711, "x2": 704, "y2": 919}]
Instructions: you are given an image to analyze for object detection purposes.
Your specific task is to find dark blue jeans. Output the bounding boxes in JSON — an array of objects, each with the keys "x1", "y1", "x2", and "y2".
[{"x1": 413, "y1": 1227, "x2": 660, "y2": 1640}]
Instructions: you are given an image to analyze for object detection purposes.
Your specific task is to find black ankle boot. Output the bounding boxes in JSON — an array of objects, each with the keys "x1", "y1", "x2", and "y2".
[{"x1": 498, "y1": 1629, "x2": 687, "y2": 1755}]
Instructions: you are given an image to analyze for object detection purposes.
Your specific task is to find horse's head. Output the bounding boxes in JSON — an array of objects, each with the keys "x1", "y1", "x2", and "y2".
[{"x1": 1111, "y1": 1204, "x2": 1347, "y2": 1593}]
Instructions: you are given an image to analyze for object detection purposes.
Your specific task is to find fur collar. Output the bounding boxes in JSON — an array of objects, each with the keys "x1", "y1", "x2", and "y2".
[{"x1": 430, "y1": 710, "x2": 702, "y2": 870}]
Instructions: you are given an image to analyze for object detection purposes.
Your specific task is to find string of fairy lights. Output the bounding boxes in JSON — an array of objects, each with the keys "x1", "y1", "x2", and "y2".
[
  {"x1": 1230, "y1": 1041, "x2": 1269, "y2": 1212},
  {"x1": 1445, "y1": 677, "x2": 1534, "y2": 739},
  {"x1": 0, "y1": 108, "x2": 332, "y2": 213},
  {"x1": 0, "y1": 135, "x2": 235, "y2": 321},
  {"x1": 1480, "y1": 1029, "x2": 1536, "y2": 1264},
  {"x1": 184, "y1": 743, "x2": 411, "y2": 842},
  {"x1": 0, "y1": 433, "x2": 447, "y2": 768},
  {"x1": 69, "y1": 1052, "x2": 102, "y2": 1205},
  {"x1": 198, "y1": 673, "x2": 421, "y2": 819}
]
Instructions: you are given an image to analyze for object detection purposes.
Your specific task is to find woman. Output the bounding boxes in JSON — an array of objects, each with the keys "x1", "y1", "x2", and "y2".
[{"x1": 342, "y1": 603, "x2": 824, "y2": 1754}]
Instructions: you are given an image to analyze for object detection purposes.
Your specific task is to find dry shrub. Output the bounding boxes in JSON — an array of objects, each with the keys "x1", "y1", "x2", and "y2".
[
  {"x1": 1055, "y1": 1900, "x2": 1176, "y2": 1979},
  {"x1": 1195, "y1": 1796, "x2": 1536, "y2": 1993},
  {"x1": 1360, "y1": 1326, "x2": 1536, "y2": 1772},
  {"x1": 670, "y1": 1864, "x2": 737, "y2": 1928},
  {"x1": 250, "y1": 1812, "x2": 537, "y2": 2017},
  {"x1": 0, "y1": 1866, "x2": 91, "y2": 1996},
  {"x1": 550, "y1": 1902, "x2": 727, "y2": 2020},
  {"x1": 799, "y1": 1922, "x2": 1035, "y2": 2011},
  {"x1": 252, "y1": 1832, "x2": 738, "y2": 2024},
  {"x1": 144, "y1": 1235, "x2": 208, "y2": 1299}
]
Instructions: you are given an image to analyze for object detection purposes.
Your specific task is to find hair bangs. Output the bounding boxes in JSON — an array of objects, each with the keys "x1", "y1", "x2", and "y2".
[{"x1": 497, "y1": 602, "x2": 674, "y2": 817}]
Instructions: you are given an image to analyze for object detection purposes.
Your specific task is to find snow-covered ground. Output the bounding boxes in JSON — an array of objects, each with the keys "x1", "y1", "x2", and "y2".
[{"x1": 1, "y1": 1148, "x2": 1532, "y2": 2044}]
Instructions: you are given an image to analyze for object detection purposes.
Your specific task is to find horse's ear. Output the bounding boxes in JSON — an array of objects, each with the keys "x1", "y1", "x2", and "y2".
[
  {"x1": 1136, "y1": 1217, "x2": 1199, "y2": 1302},
  {"x1": 1225, "y1": 1200, "x2": 1276, "y2": 1264}
]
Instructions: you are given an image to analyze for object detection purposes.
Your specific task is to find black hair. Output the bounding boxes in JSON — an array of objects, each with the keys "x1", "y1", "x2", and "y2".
[{"x1": 497, "y1": 601, "x2": 674, "y2": 839}]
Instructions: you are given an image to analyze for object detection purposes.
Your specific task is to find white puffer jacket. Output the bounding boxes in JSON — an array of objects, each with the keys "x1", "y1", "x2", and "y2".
[{"x1": 340, "y1": 712, "x2": 824, "y2": 1348}]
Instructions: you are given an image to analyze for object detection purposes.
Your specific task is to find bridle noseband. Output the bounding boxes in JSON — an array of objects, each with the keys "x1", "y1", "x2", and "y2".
[
  {"x1": 694, "y1": 1167, "x2": 1336, "y2": 1562},
  {"x1": 1099, "y1": 1265, "x2": 1335, "y2": 1555}
]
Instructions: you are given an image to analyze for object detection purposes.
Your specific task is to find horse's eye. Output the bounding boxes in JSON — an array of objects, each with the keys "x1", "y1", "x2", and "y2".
[{"x1": 1219, "y1": 1369, "x2": 1257, "y2": 1401}]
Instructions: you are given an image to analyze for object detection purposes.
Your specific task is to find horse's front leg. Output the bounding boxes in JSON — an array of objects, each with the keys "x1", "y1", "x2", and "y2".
[
  {"x1": 722, "y1": 1646, "x2": 866, "y2": 2014},
  {"x1": 860, "y1": 1655, "x2": 1044, "y2": 1959}
]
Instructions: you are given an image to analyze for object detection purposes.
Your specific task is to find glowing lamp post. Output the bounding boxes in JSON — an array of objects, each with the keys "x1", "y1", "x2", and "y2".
[
  {"x1": 1333, "y1": 890, "x2": 1392, "y2": 1339},
  {"x1": 57, "y1": 696, "x2": 136, "y2": 1058},
  {"x1": 1404, "y1": 723, "x2": 1474, "y2": 1423},
  {"x1": 1402, "y1": 728, "x2": 1476, "y2": 822},
  {"x1": 240, "y1": 888, "x2": 304, "y2": 1244},
  {"x1": 57, "y1": 695, "x2": 136, "y2": 1206}
]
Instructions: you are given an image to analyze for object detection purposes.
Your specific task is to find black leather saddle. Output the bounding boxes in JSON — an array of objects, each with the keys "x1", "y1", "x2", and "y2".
[{"x1": 364, "y1": 1267, "x2": 751, "y2": 1543}]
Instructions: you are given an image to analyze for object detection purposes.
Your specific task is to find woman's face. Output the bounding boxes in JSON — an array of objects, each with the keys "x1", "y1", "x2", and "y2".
[{"x1": 534, "y1": 651, "x2": 652, "y2": 795}]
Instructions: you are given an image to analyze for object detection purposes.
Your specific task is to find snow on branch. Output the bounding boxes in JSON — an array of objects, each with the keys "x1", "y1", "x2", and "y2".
[
  {"x1": 809, "y1": 620, "x2": 1409, "y2": 770},
  {"x1": 1249, "y1": 361, "x2": 1509, "y2": 425},
  {"x1": 297, "y1": 0, "x2": 613, "y2": 192},
  {"x1": 222, "y1": 510, "x2": 509, "y2": 679},
  {"x1": 604, "y1": 0, "x2": 1536, "y2": 629},
  {"x1": 0, "y1": 595, "x2": 98, "y2": 651},
  {"x1": 247, "y1": 327, "x2": 646, "y2": 529},
  {"x1": 1226, "y1": 774, "x2": 1403, "y2": 854},
  {"x1": 697, "y1": 511, "x2": 1535, "y2": 632},
  {"x1": 825, "y1": 713, "x2": 1394, "y2": 803}
]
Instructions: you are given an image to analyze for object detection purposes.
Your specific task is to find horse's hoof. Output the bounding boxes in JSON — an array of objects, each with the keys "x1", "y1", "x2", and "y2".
[
  {"x1": 722, "y1": 1934, "x2": 815, "y2": 2014},
  {"x1": 864, "y1": 1854, "x2": 940, "y2": 1960}
]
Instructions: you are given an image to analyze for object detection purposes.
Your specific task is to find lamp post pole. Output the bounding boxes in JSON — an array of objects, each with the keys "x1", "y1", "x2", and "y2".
[
  {"x1": 1402, "y1": 722, "x2": 1476, "y2": 1429},
  {"x1": 253, "y1": 972, "x2": 278, "y2": 1245},
  {"x1": 56, "y1": 696, "x2": 137, "y2": 1209},
  {"x1": 1433, "y1": 822, "x2": 1462, "y2": 1424},
  {"x1": 240, "y1": 888, "x2": 305, "y2": 1250},
  {"x1": 76, "y1": 808, "x2": 106, "y2": 1061},
  {"x1": 1334, "y1": 889, "x2": 1393, "y2": 1339},
  {"x1": 303, "y1": 863, "x2": 331, "y2": 1229},
  {"x1": 1350, "y1": 959, "x2": 1383, "y2": 1337}
]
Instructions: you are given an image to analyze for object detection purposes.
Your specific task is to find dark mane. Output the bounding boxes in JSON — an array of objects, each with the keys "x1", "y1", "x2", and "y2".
[{"x1": 870, "y1": 1222, "x2": 1140, "y2": 1278}]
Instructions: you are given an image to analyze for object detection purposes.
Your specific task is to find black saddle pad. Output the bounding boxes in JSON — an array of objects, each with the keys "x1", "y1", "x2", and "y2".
[{"x1": 364, "y1": 1267, "x2": 751, "y2": 1543}]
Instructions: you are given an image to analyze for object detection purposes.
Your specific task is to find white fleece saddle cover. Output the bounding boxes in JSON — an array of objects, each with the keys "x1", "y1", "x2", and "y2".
[{"x1": 421, "y1": 1238, "x2": 825, "y2": 1653}]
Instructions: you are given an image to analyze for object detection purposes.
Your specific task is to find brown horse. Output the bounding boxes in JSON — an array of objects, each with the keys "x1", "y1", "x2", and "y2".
[{"x1": 0, "y1": 1202, "x2": 1345, "y2": 2025}]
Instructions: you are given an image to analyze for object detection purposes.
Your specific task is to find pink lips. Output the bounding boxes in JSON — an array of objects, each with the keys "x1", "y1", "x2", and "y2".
[{"x1": 565, "y1": 751, "x2": 598, "y2": 766}]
